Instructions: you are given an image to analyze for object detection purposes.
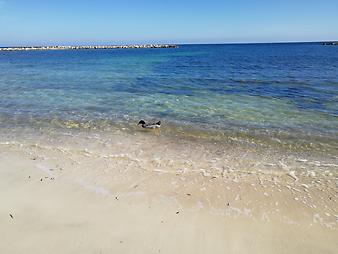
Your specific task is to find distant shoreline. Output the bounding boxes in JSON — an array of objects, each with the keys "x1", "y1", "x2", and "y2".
[
  {"x1": 0, "y1": 44, "x2": 178, "y2": 51},
  {"x1": 1, "y1": 41, "x2": 338, "y2": 50}
]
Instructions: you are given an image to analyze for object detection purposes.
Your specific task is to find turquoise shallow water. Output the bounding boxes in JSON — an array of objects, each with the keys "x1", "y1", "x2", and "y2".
[{"x1": 0, "y1": 43, "x2": 337, "y2": 150}]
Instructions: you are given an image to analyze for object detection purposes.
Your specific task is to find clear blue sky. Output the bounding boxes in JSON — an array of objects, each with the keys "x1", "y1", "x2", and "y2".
[{"x1": 1, "y1": 0, "x2": 337, "y2": 46}]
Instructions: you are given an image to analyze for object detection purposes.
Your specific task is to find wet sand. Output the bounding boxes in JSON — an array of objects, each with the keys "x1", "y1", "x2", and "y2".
[{"x1": 0, "y1": 127, "x2": 337, "y2": 253}]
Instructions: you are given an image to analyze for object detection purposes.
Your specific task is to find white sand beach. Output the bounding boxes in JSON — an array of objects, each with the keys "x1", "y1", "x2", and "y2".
[{"x1": 0, "y1": 127, "x2": 337, "y2": 254}]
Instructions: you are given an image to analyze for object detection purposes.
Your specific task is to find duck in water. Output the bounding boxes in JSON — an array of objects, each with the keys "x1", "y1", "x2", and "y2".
[{"x1": 137, "y1": 120, "x2": 161, "y2": 129}]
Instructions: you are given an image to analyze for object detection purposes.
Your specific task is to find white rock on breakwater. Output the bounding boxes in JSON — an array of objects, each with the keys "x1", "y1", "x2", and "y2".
[{"x1": 0, "y1": 44, "x2": 178, "y2": 51}]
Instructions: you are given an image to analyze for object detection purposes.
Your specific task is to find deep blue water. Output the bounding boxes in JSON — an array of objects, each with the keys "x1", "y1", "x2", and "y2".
[{"x1": 0, "y1": 43, "x2": 337, "y2": 143}]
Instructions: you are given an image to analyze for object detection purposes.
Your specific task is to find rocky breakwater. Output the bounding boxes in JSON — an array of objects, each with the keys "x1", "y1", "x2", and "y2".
[
  {"x1": 0, "y1": 44, "x2": 178, "y2": 51},
  {"x1": 321, "y1": 41, "x2": 338, "y2": 46}
]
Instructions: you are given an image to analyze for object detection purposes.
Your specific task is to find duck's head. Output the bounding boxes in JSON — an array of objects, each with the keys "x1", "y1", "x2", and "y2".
[{"x1": 138, "y1": 120, "x2": 146, "y2": 125}]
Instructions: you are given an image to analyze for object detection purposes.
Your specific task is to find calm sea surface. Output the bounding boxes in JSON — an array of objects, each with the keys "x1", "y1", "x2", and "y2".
[{"x1": 0, "y1": 43, "x2": 337, "y2": 150}]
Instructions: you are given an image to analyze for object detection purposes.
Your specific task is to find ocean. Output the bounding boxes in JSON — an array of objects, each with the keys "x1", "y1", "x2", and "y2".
[
  {"x1": 1, "y1": 43, "x2": 338, "y2": 238},
  {"x1": 0, "y1": 43, "x2": 337, "y2": 153}
]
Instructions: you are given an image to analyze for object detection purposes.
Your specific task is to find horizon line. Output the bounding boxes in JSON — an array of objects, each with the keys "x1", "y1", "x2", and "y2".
[{"x1": 1, "y1": 40, "x2": 337, "y2": 48}]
